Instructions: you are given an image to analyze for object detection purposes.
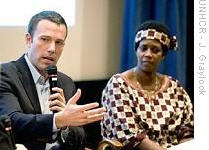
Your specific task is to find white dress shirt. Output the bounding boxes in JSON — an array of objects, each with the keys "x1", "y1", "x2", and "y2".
[{"x1": 24, "y1": 54, "x2": 59, "y2": 150}]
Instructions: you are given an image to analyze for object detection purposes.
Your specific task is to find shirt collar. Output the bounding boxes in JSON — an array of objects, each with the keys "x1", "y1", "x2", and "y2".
[{"x1": 24, "y1": 53, "x2": 43, "y2": 84}]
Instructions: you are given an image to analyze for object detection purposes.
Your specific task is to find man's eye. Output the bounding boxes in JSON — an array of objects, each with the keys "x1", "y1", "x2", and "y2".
[
  {"x1": 56, "y1": 41, "x2": 65, "y2": 46},
  {"x1": 41, "y1": 37, "x2": 48, "y2": 41}
]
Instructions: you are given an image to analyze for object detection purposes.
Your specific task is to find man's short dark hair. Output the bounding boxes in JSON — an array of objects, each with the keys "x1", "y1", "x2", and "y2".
[{"x1": 27, "y1": 10, "x2": 68, "y2": 39}]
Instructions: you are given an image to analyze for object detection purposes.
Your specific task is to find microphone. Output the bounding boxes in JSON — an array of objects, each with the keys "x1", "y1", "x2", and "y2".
[{"x1": 46, "y1": 65, "x2": 58, "y2": 113}]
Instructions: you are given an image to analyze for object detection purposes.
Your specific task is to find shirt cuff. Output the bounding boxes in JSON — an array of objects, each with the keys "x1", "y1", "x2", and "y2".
[
  {"x1": 53, "y1": 114, "x2": 59, "y2": 132},
  {"x1": 52, "y1": 114, "x2": 60, "y2": 139}
]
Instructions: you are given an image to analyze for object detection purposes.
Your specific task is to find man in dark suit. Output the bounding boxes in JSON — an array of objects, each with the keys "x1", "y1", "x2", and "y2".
[{"x1": 0, "y1": 11, "x2": 105, "y2": 150}]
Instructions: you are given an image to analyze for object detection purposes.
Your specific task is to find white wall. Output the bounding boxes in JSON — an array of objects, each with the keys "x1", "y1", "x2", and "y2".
[{"x1": 0, "y1": 0, "x2": 123, "y2": 81}]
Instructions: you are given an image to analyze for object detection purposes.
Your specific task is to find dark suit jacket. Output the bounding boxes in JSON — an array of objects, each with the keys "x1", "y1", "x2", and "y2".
[{"x1": 0, "y1": 55, "x2": 76, "y2": 150}]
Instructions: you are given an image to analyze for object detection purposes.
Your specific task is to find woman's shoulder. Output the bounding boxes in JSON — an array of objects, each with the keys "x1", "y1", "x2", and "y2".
[
  {"x1": 109, "y1": 73, "x2": 122, "y2": 81},
  {"x1": 107, "y1": 69, "x2": 134, "y2": 86},
  {"x1": 166, "y1": 75, "x2": 181, "y2": 85},
  {"x1": 106, "y1": 73, "x2": 123, "y2": 86},
  {"x1": 161, "y1": 74, "x2": 184, "y2": 89}
]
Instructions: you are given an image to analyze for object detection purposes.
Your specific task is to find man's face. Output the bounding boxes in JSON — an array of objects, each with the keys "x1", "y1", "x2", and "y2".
[{"x1": 26, "y1": 19, "x2": 67, "y2": 75}]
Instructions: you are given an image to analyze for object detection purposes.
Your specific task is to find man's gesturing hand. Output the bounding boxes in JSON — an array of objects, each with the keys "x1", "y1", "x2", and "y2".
[{"x1": 55, "y1": 89, "x2": 106, "y2": 128}]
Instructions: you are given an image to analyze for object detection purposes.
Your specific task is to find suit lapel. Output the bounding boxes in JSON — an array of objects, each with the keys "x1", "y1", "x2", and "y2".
[{"x1": 15, "y1": 56, "x2": 42, "y2": 113}]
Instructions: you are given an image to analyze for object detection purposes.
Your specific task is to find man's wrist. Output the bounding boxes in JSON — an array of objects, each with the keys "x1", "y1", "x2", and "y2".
[{"x1": 55, "y1": 112, "x2": 65, "y2": 128}]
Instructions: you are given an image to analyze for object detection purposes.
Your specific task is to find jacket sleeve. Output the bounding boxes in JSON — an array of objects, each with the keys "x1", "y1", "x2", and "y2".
[{"x1": 0, "y1": 63, "x2": 55, "y2": 143}]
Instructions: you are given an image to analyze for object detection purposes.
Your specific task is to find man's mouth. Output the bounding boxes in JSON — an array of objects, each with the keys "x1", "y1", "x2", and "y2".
[{"x1": 43, "y1": 57, "x2": 55, "y2": 63}]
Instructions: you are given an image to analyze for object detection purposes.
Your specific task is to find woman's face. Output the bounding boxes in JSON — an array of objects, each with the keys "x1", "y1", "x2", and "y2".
[{"x1": 136, "y1": 39, "x2": 164, "y2": 72}]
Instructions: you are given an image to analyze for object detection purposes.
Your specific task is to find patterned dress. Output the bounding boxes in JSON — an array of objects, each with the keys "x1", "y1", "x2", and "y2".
[{"x1": 101, "y1": 74, "x2": 194, "y2": 148}]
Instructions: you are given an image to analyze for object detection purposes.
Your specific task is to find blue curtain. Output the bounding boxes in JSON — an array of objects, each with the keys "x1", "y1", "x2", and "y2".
[{"x1": 120, "y1": 0, "x2": 190, "y2": 90}]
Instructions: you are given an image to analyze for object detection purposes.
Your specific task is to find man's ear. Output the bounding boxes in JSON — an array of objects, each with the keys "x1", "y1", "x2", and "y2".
[{"x1": 25, "y1": 33, "x2": 32, "y2": 48}]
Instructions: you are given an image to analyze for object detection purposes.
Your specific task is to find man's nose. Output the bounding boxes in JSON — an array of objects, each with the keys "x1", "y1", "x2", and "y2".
[{"x1": 48, "y1": 41, "x2": 56, "y2": 53}]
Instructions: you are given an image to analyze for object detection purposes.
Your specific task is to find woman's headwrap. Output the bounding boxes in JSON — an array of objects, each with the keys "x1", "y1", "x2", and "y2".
[{"x1": 135, "y1": 28, "x2": 178, "y2": 51}]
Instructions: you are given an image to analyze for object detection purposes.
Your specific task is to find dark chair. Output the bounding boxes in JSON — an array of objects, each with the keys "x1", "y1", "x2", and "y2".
[{"x1": 75, "y1": 79, "x2": 109, "y2": 149}]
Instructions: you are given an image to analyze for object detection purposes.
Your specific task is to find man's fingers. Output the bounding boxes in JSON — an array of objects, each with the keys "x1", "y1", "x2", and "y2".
[
  {"x1": 77, "y1": 113, "x2": 105, "y2": 126},
  {"x1": 50, "y1": 106, "x2": 63, "y2": 112},
  {"x1": 84, "y1": 113, "x2": 105, "y2": 124},
  {"x1": 52, "y1": 87, "x2": 64, "y2": 96},
  {"x1": 49, "y1": 100, "x2": 66, "y2": 111},
  {"x1": 80, "y1": 102, "x2": 100, "y2": 111},
  {"x1": 87, "y1": 113, "x2": 105, "y2": 119},
  {"x1": 67, "y1": 89, "x2": 81, "y2": 105},
  {"x1": 49, "y1": 94, "x2": 66, "y2": 104},
  {"x1": 84, "y1": 107, "x2": 106, "y2": 116}
]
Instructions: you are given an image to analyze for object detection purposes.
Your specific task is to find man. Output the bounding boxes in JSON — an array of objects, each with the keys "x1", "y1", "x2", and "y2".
[{"x1": 0, "y1": 11, "x2": 105, "y2": 150}]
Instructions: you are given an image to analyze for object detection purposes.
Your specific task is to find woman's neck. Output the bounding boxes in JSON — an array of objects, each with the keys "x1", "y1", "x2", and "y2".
[{"x1": 134, "y1": 67, "x2": 157, "y2": 86}]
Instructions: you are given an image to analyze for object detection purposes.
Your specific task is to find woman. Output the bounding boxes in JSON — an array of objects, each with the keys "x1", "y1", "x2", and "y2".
[{"x1": 101, "y1": 20, "x2": 193, "y2": 150}]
